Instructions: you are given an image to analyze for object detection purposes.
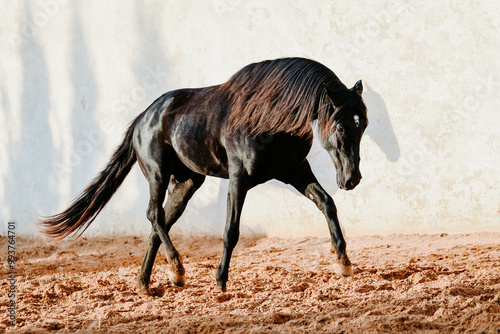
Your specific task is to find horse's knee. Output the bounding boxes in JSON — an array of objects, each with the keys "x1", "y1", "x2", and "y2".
[
  {"x1": 307, "y1": 185, "x2": 337, "y2": 214},
  {"x1": 147, "y1": 202, "x2": 164, "y2": 223},
  {"x1": 146, "y1": 205, "x2": 156, "y2": 222}
]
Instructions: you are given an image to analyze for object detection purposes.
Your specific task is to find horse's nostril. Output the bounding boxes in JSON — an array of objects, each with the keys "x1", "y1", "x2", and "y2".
[{"x1": 345, "y1": 176, "x2": 360, "y2": 190}]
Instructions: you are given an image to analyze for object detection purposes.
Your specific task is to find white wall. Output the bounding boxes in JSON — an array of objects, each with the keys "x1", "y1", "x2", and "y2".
[{"x1": 1, "y1": 0, "x2": 499, "y2": 238}]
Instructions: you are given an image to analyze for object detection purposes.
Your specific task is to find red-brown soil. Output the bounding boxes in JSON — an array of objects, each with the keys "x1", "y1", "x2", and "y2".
[{"x1": 1, "y1": 232, "x2": 499, "y2": 333}]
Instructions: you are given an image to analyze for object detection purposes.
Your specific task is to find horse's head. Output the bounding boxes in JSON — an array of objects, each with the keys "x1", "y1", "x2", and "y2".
[{"x1": 321, "y1": 80, "x2": 368, "y2": 190}]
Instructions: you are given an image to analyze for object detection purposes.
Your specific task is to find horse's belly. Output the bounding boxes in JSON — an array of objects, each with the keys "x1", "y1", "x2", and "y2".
[
  {"x1": 177, "y1": 148, "x2": 229, "y2": 178},
  {"x1": 171, "y1": 132, "x2": 229, "y2": 178}
]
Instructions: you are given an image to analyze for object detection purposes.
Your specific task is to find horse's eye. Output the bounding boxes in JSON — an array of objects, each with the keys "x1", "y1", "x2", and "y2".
[
  {"x1": 337, "y1": 124, "x2": 345, "y2": 135},
  {"x1": 354, "y1": 115, "x2": 360, "y2": 128}
]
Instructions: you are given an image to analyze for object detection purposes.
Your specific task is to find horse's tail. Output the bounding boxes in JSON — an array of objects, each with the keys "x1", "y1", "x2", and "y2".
[{"x1": 39, "y1": 116, "x2": 141, "y2": 239}]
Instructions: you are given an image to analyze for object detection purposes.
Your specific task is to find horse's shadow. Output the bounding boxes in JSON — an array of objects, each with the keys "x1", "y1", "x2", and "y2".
[{"x1": 363, "y1": 84, "x2": 400, "y2": 162}]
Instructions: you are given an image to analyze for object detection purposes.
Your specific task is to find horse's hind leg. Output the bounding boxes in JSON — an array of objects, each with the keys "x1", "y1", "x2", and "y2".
[
  {"x1": 137, "y1": 230, "x2": 161, "y2": 294},
  {"x1": 137, "y1": 174, "x2": 205, "y2": 294}
]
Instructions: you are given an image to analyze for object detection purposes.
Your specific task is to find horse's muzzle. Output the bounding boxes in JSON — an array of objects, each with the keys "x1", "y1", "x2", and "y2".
[{"x1": 341, "y1": 173, "x2": 362, "y2": 190}]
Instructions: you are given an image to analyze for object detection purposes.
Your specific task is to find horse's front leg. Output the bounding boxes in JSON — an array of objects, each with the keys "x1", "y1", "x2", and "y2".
[
  {"x1": 215, "y1": 174, "x2": 249, "y2": 292},
  {"x1": 286, "y1": 161, "x2": 353, "y2": 277}
]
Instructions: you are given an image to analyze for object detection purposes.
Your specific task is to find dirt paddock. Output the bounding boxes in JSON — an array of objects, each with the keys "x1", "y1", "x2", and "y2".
[{"x1": 1, "y1": 232, "x2": 500, "y2": 333}]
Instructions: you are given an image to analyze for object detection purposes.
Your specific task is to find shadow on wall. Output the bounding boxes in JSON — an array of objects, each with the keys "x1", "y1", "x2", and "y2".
[
  {"x1": 2, "y1": 1, "x2": 56, "y2": 233},
  {"x1": 363, "y1": 84, "x2": 400, "y2": 162},
  {"x1": 70, "y1": 3, "x2": 100, "y2": 197},
  {"x1": 50, "y1": 3, "x2": 171, "y2": 236}
]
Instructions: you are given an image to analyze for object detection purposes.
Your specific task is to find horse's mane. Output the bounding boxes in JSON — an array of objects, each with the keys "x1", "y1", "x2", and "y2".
[{"x1": 221, "y1": 57, "x2": 354, "y2": 138}]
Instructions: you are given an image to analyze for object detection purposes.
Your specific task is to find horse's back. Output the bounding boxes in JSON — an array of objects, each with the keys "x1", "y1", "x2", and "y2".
[{"x1": 133, "y1": 83, "x2": 314, "y2": 182}]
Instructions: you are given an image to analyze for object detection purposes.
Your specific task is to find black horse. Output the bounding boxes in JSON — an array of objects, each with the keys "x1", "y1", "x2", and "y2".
[{"x1": 40, "y1": 57, "x2": 368, "y2": 294}]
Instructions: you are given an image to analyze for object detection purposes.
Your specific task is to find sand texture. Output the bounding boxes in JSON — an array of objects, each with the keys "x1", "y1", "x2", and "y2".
[{"x1": 1, "y1": 233, "x2": 500, "y2": 333}]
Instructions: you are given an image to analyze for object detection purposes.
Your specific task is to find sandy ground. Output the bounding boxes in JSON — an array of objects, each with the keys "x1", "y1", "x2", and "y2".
[{"x1": 1, "y1": 232, "x2": 500, "y2": 333}]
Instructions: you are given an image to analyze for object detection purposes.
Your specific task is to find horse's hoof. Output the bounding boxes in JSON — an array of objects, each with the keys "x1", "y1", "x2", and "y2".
[
  {"x1": 167, "y1": 269, "x2": 186, "y2": 287},
  {"x1": 334, "y1": 263, "x2": 353, "y2": 277},
  {"x1": 215, "y1": 283, "x2": 227, "y2": 293},
  {"x1": 137, "y1": 284, "x2": 153, "y2": 295},
  {"x1": 137, "y1": 276, "x2": 153, "y2": 295}
]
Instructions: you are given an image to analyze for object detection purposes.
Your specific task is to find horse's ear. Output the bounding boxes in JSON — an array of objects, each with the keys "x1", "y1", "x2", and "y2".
[{"x1": 352, "y1": 80, "x2": 363, "y2": 95}]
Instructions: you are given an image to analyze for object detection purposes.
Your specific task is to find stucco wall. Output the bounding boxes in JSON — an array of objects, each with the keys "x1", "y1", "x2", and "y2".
[{"x1": 1, "y1": 0, "x2": 499, "y2": 237}]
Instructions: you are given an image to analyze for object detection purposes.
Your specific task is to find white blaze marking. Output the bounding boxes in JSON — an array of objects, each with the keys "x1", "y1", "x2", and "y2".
[{"x1": 354, "y1": 115, "x2": 360, "y2": 127}]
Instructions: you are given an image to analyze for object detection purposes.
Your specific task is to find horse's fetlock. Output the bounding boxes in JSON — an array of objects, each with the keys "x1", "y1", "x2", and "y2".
[{"x1": 171, "y1": 257, "x2": 185, "y2": 275}]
